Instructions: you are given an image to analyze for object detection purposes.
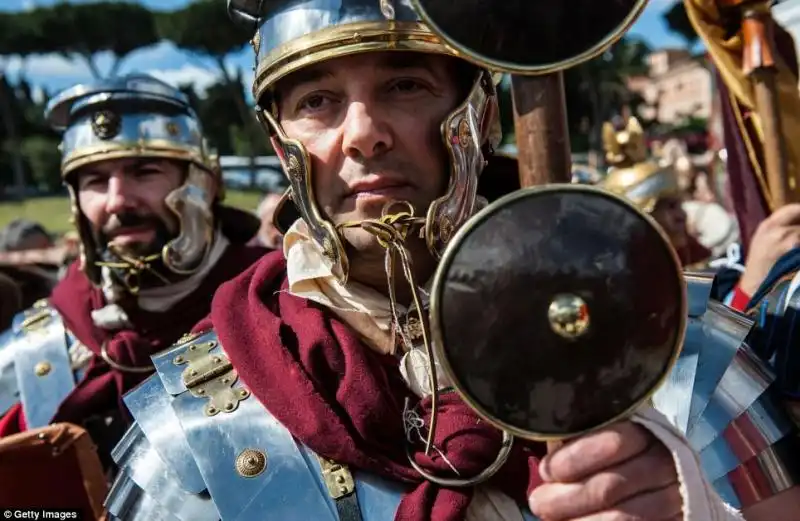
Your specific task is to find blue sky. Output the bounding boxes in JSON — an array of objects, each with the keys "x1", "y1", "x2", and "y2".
[{"x1": 0, "y1": 0, "x2": 691, "y2": 99}]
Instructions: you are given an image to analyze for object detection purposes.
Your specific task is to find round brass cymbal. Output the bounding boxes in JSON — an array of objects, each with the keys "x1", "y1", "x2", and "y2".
[
  {"x1": 430, "y1": 185, "x2": 686, "y2": 440},
  {"x1": 411, "y1": 0, "x2": 648, "y2": 74}
]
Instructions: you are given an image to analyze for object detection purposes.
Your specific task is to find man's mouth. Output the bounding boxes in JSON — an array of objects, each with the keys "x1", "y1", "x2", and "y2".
[
  {"x1": 346, "y1": 176, "x2": 414, "y2": 200},
  {"x1": 107, "y1": 226, "x2": 156, "y2": 244}
]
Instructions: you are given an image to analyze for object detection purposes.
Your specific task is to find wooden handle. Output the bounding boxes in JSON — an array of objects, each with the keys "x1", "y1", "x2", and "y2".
[
  {"x1": 738, "y1": 2, "x2": 792, "y2": 207},
  {"x1": 742, "y1": 4, "x2": 776, "y2": 75},
  {"x1": 511, "y1": 73, "x2": 572, "y2": 187},
  {"x1": 753, "y1": 70, "x2": 791, "y2": 207}
]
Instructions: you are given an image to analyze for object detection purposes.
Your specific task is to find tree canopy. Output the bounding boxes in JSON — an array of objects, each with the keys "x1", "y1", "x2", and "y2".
[{"x1": 0, "y1": 0, "x2": 655, "y2": 194}]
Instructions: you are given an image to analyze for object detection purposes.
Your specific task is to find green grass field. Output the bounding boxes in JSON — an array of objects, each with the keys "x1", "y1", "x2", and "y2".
[{"x1": 0, "y1": 190, "x2": 265, "y2": 236}]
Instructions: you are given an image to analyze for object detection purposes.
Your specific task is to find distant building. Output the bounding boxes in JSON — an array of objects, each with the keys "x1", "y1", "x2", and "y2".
[{"x1": 626, "y1": 49, "x2": 713, "y2": 125}]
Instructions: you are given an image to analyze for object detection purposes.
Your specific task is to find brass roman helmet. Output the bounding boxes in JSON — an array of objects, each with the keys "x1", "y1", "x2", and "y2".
[
  {"x1": 600, "y1": 117, "x2": 682, "y2": 213},
  {"x1": 45, "y1": 74, "x2": 222, "y2": 298}
]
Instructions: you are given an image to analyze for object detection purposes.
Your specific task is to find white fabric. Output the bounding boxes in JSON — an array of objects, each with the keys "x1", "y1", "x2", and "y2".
[
  {"x1": 683, "y1": 201, "x2": 740, "y2": 258},
  {"x1": 633, "y1": 406, "x2": 745, "y2": 521},
  {"x1": 283, "y1": 219, "x2": 745, "y2": 521},
  {"x1": 137, "y1": 229, "x2": 229, "y2": 312}
]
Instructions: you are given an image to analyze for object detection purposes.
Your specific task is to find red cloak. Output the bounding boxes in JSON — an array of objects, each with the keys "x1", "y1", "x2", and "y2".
[
  {"x1": 0, "y1": 241, "x2": 268, "y2": 437},
  {"x1": 194, "y1": 251, "x2": 544, "y2": 521}
]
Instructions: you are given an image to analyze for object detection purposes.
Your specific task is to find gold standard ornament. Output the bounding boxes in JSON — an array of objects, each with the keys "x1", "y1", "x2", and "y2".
[{"x1": 430, "y1": 186, "x2": 686, "y2": 439}]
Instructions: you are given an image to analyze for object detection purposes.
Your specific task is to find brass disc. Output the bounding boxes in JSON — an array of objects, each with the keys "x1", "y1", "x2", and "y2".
[
  {"x1": 411, "y1": 0, "x2": 648, "y2": 74},
  {"x1": 430, "y1": 185, "x2": 686, "y2": 440}
]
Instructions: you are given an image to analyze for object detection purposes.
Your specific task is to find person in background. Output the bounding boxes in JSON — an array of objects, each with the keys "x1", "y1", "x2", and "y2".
[
  {"x1": 0, "y1": 219, "x2": 54, "y2": 252},
  {"x1": 0, "y1": 74, "x2": 268, "y2": 482},
  {"x1": 254, "y1": 191, "x2": 284, "y2": 249},
  {"x1": 0, "y1": 220, "x2": 61, "y2": 308},
  {"x1": 600, "y1": 117, "x2": 715, "y2": 268},
  {"x1": 673, "y1": 154, "x2": 740, "y2": 258}
]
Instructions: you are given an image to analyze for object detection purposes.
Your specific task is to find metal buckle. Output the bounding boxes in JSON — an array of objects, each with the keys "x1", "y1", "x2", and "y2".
[
  {"x1": 173, "y1": 340, "x2": 251, "y2": 416},
  {"x1": 317, "y1": 456, "x2": 355, "y2": 499}
]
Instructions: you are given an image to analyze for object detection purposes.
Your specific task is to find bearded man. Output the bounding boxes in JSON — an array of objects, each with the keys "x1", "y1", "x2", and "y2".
[{"x1": 0, "y1": 75, "x2": 267, "y2": 469}]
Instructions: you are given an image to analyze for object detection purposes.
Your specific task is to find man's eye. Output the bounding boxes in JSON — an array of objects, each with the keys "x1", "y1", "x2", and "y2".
[
  {"x1": 298, "y1": 94, "x2": 331, "y2": 112},
  {"x1": 81, "y1": 177, "x2": 104, "y2": 188},
  {"x1": 391, "y1": 79, "x2": 425, "y2": 92}
]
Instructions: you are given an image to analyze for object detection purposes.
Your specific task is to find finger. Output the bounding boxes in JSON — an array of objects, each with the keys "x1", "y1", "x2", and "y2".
[
  {"x1": 529, "y1": 443, "x2": 678, "y2": 520},
  {"x1": 768, "y1": 203, "x2": 800, "y2": 227},
  {"x1": 569, "y1": 485, "x2": 684, "y2": 521},
  {"x1": 540, "y1": 421, "x2": 650, "y2": 483},
  {"x1": 780, "y1": 228, "x2": 800, "y2": 251}
]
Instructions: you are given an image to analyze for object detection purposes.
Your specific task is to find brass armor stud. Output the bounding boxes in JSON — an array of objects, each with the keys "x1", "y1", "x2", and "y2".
[
  {"x1": 235, "y1": 448, "x2": 267, "y2": 478},
  {"x1": 34, "y1": 361, "x2": 52, "y2": 377},
  {"x1": 547, "y1": 293, "x2": 591, "y2": 339}
]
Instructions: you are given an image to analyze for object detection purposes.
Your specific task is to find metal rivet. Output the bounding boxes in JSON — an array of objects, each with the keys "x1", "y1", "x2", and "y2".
[
  {"x1": 339, "y1": 486, "x2": 349, "y2": 495},
  {"x1": 212, "y1": 356, "x2": 221, "y2": 364},
  {"x1": 239, "y1": 389, "x2": 250, "y2": 398},
  {"x1": 207, "y1": 405, "x2": 218, "y2": 415},
  {"x1": 336, "y1": 475, "x2": 345, "y2": 484},
  {"x1": 34, "y1": 361, "x2": 52, "y2": 377},
  {"x1": 221, "y1": 377, "x2": 230, "y2": 384},
  {"x1": 197, "y1": 388, "x2": 206, "y2": 395},
  {"x1": 235, "y1": 448, "x2": 267, "y2": 478},
  {"x1": 190, "y1": 369, "x2": 198, "y2": 376},
  {"x1": 225, "y1": 402, "x2": 235, "y2": 411},
  {"x1": 174, "y1": 355, "x2": 184, "y2": 364}
]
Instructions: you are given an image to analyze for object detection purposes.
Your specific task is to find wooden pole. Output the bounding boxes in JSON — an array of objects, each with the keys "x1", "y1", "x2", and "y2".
[
  {"x1": 740, "y1": 1, "x2": 792, "y2": 206},
  {"x1": 511, "y1": 73, "x2": 573, "y2": 186},
  {"x1": 510, "y1": 72, "x2": 572, "y2": 454}
]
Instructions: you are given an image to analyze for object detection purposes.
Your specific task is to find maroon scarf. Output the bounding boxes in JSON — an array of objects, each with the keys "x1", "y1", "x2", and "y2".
[
  {"x1": 47, "y1": 242, "x2": 268, "y2": 426},
  {"x1": 194, "y1": 251, "x2": 543, "y2": 521}
]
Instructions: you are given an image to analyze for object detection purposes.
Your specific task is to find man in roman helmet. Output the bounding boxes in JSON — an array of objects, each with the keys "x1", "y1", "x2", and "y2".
[
  {"x1": 0, "y1": 75, "x2": 267, "y2": 467},
  {"x1": 599, "y1": 117, "x2": 733, "y2": 268},
  {"x1": 104, "y1": 2, "x2": 797, "y2": 520}
]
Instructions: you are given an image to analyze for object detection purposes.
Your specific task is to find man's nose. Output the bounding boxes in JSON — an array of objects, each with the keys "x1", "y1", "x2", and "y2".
[
  {"x1": 341, "y1": 101, "x2": 393, "y2": 160},
  {"x1": 104, "y1": 174, "x2": 135, "y2": 214}
]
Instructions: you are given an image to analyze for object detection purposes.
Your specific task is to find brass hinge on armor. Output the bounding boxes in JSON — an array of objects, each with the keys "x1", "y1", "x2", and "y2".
[
  {"x1": 19, "y1": 308, "x2": 53, "y2": 333},
  {"x1": 317, "y1": 456, "x2": 364, "y2": 521},
  {"x1": 173, "y1": 339, "x2": 251, "y2": 416}
]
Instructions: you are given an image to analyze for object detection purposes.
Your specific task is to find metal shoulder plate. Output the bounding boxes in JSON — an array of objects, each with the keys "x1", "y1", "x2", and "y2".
[
  {"x1": 107, "y1": 330, "x2": 433, "y2": 521},
  {"x1": 745, "y1": 270, "x2": 800, "y2": 399},
  {"x1": 0, "y1": 300, "x2": 76, "y2": 427},
  {"x1": 654, "y1": 271, "x2": 800, "y2": 510}
]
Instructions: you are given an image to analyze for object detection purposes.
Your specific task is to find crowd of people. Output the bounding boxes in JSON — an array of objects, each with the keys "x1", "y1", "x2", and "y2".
[{"x1": 0, "y1": 1, "x2": 796, "y2": 520}]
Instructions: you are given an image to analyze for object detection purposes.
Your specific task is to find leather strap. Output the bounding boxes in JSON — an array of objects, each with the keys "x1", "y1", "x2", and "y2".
[
  {"x1": 316, "y1": 455, "x2": 364, "y2": 521},
  {"x1": 334, "y1": 491, "x2": 364, "y2": 521}
]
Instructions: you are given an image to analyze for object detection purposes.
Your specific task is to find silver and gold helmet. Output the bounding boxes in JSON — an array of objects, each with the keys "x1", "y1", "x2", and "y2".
[
  {"x1": 228, "y1": 0, "x2": 503, "y2": 283},
  {"x1": 45, "y1": 74, "x2": 223, "y2": 296},
  {"x1": 599, "y1": 117, "x2": 681, "y2": 213}
]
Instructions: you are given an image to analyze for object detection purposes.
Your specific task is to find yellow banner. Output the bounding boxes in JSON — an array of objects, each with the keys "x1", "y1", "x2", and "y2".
[{"x1": 685, "y1": 0, "x2": 800, "y2": 208}]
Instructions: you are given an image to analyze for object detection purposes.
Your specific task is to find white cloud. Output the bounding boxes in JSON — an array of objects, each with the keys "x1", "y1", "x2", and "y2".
[
  {"x1": 147, "y1": 64, "x2": 221, "y2": 94},
  {"x1": 1, "y1": 54, "x2": 91, "y2": 79}
]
